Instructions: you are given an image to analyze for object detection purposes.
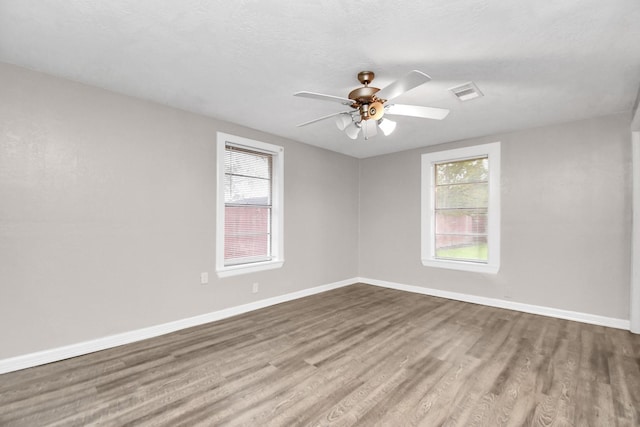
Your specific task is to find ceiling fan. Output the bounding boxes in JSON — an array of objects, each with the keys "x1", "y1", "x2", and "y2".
[{"x1": 295, "y1": 70, "x2": 449, "y2": 140}]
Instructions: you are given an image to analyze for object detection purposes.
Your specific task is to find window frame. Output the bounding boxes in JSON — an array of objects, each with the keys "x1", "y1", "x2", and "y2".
[
  {"x1": 216, "y1": 132, "x2": 284, "y2": 278},
  {"x1": 421, "y1": 142, "x2": 501, "y2": 274}
]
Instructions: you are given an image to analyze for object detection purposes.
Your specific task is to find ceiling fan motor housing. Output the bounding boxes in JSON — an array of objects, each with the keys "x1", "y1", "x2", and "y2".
[
  {"x1": 348, "y1": 86, "x2": 380, "y2": 103},
  {"x1": 350, "y1": 72, "x2": 385, "y2": 120},
  {"x1": 367, "y1": 101, "x2": 384, "y2": 120},
  {"x1": 358, "y1": 101, "x2": 384, "y2": 121}
]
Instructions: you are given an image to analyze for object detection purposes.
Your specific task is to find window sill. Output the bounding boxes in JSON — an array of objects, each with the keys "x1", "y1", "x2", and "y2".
[
  {"x1": 421, "y1": 258, "x2": 499, "y2": 274},
  {"x1": 216, "y1": 260, "x2": 284, "y2": 278}
]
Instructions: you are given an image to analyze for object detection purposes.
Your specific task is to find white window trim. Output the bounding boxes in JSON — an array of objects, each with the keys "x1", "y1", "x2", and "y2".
[
  {"x1": 421, "y1": 142, "x2": 501, "y2": 274},
  {"x1": 216, "y1": 132, "x2": 284, "y2": 278}
]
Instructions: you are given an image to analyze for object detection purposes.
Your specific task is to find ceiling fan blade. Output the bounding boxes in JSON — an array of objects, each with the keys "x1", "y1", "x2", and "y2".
[
  {"x1": 385, "y1": 104, "x2": 450, "y2": 120},
  {"x1": 296, "y1": 111, "x2": 354, "y2": 127},
  {"x1": 294, "y1": 91, "x2": 353, "y2": 105},
  {"x1": 376, "y1": 70, "x2": 432, "y2": 102}
]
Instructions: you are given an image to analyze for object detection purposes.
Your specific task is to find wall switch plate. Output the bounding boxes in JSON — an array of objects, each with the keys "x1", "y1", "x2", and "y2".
[
  {"x1": 200, "y1": 272, "x2": 209, "y2": 285},
  {"x1": 252, "y1": 282, "x2": 259, "y2": 293}
]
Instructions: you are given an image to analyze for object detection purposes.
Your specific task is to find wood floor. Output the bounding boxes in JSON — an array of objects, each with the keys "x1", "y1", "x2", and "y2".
[{"x1": 1, "y1": 284, "x2": 639, "y2": 426}]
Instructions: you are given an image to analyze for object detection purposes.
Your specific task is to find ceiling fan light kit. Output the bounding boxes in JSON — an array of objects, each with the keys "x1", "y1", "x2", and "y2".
[
  {"x1": 335, "y1": 113, "x2": 352, "y2": 131},
  {"x1": 378, "y1": 118, "x2": 397, "y2": 136},
  {"x1": 344, "y1": 121, "x2": 361, "y2": 140},
  {"x1": 295, "y1": 70, "x2": 450, "y2": 141}
]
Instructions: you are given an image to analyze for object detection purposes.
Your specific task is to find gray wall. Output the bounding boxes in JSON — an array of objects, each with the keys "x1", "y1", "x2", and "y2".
[
  {"x1": 0, "y1": 63, "x2": 359, "y2": 359},
  {"x1": 1, "y1": 61, "x2": 633, "y2": 361},
  {"x1": 359, "y1": 113, "x2": 632, "y2": 319}
]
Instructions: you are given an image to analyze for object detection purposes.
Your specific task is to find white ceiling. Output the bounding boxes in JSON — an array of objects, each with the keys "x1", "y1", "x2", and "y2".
[{"x1": 1, "y1": 0, "x2": 639, "y2": 158}]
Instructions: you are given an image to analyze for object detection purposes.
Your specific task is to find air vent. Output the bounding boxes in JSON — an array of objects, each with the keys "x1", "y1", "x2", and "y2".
[{"x1": 449, "y1": 82, "x2": 483, "y2": 101}]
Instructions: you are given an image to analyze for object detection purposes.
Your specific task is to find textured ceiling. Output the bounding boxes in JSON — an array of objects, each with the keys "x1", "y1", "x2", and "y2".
[{"x1": 1, "y1": 0, "x2": 639, "y2": 158}]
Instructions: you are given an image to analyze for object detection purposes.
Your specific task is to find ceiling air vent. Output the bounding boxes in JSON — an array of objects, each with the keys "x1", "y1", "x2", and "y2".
[{"x1": 449, "y1": 82, "x2": 483, "y2": 101}]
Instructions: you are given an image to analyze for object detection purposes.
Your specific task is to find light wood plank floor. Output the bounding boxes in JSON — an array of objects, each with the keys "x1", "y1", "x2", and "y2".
[{"x1": 1, "y1": 284, "x2": 639, "y2": 426}]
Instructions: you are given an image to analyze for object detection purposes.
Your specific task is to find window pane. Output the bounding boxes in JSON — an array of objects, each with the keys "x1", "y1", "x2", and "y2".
[
  {"x1": 228, "y1": 148, "x2": 271, "y2": 179},
  {"x1": 225, "y1": 234, "x2": 271, "y2": 263},
  {"x1": 435, "y1": 235, "x2": 488, "y2": 262},
  {"x1": 435, "y1": 182, "x2": 488, "y2": 209},
  {"x1": 435, "y1": 210, "x2": 487, "y2": 235},
  {"x1": 435, "y1": 158, "x2": 488, "y2": 185},
  {"x1": 226, "y1": 175, "x2": 271, "y2": 205},
  {"x1": 224, "y1": 206, "x2": 271, "y2": 262}
]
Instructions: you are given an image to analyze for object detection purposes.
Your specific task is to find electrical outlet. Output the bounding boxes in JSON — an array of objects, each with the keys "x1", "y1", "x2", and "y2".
[
  {"x1": 252, "y1": 282, "x2": 259, "y2": 293},
  {"x1": 200, "y1": 272, "x2": 209, "y2": 285}
]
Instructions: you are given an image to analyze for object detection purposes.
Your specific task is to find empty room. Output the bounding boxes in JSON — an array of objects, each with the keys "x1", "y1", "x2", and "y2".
[{"x1": 1, "y1": 1, "x2": 640, "y2": 426}]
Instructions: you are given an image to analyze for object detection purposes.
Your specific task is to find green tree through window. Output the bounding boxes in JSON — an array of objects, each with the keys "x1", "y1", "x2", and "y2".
[{"x1": 434, "y1": 157, "x2": 489, "y2": 262}]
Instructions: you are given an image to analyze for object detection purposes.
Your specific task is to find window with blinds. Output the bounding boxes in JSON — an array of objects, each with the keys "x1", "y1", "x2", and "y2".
[
  {"x1": 434, "y1": 157, "x2": 488, "y2": 263},
  {"x1": 224, "y1": 145, "x2": 273, "y2": 266},
  {"x1": 216, "y1": 132, "x2": 284, "y2": 277},
  {"x1": 421, "y1": 142, "x2": 500, "y2": 274}
]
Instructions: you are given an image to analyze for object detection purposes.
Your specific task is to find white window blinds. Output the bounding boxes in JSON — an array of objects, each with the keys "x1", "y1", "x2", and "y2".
[{"x1": 224, "y1": 145, "x2": 273, "y2": 266}]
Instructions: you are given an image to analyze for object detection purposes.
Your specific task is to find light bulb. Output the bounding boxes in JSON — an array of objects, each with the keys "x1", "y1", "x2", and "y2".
[
  {"x1": 345, "y1": 121, "x2": 361, "y2": 139},
  {"x1": 378, "y1": 118, "x2": 396, "y2": 136},
  {"x1": 335, "y1": 114, "x2": 352, "y2": 131}
]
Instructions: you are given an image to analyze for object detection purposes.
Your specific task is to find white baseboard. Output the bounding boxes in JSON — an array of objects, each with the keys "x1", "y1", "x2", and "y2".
[
  {"x1": 2, "y1": 276, "x2": 631, "y2": 375},
  {"x1": 0, "y1": 278, "x2": 356, "y2": 375},
  {"x1": 357, "y1": 277, "x2": 631, "y2": 331}
]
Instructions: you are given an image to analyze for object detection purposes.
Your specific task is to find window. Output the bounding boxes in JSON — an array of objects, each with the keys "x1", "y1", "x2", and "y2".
[
  {"x1": 421, "y1": 142, "x2": 500, "y2": 273},
  {"x1": 216, "y1": 132, "x2": 284, "y2": 277}
]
